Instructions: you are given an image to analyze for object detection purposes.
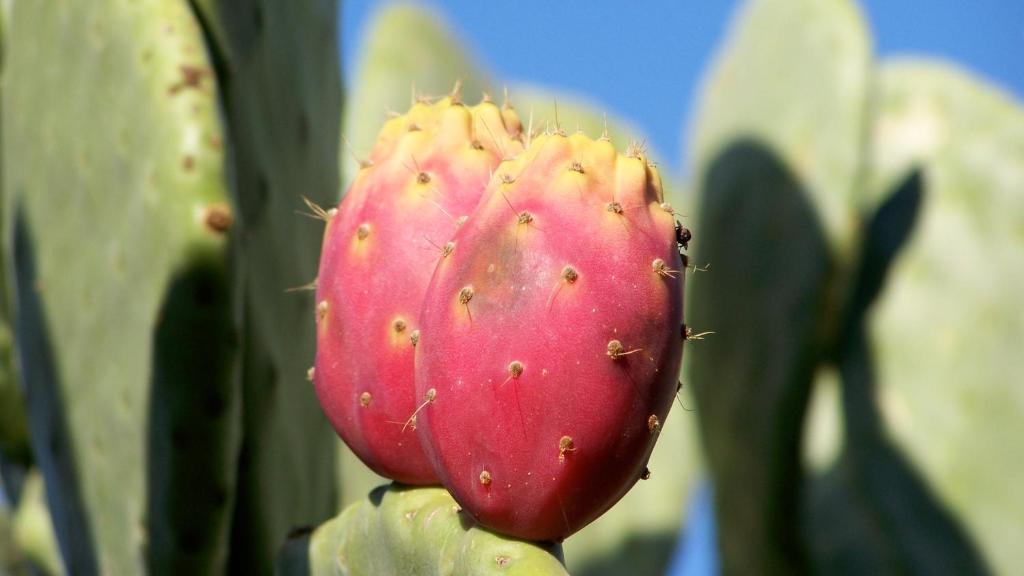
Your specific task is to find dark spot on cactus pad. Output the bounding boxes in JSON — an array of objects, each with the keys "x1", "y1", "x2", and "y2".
[
  {"x1": 517, "y1": 211, "x2": 533, "y2": 225},
  {"x1": 316, "y1": 301, "x2": 328, "y2": 323},
  {"x1": 479, "y1": 470, "x2": 492, "y2": 486},
  {"x1": 606, "y1": 201, "x2": 623, "y2": 214},
  {"x1": 570, "y1": 160, "x2": 584, "y2": 173},
  {"x1": 202, "y1": 203, "x2": 233, "y2": 234},
  {"x1": 359, "y1": 392, "x2": 372, "y2": 408},
  {"x1": 417, "y1": 172, "x2": 431, "y2": 184},
  {"x1": 166, "y1": 65, "x2": 209, "y2": 95},
  {"x1": 410, "y1": 330, "x2": 420, "y2": 347},
  {"x1": 182, "y1": 155, "x2": 195, "y2": 171},
  {"x1": 471, "y1": 140, "x2": 484, "y2": 150},
  {"x1": 442, "y1": 241, "x2": 455, "y2": 258},
  {"x1": 357, "y1": 223, "x2": 370, "y2": 240},
  {"x1": 500, "y1": 173, "x2": 515, "y2": 184},
  {"x1": 495, "y1": 555, "x2": 511, "y2": 567},
  {"x1": 392, "y1": 318, "x2": 407, "y2": 333},
  {"x1": 641, "y1": 467, "x2": 651, "y2": 480}
]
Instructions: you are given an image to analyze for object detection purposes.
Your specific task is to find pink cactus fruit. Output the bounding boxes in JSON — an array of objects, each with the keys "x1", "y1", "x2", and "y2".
[
  {"x1": 314, "y1": 94, "x2": 524, "y2": 484},
  {"x1": 415, "y1": 132, "x2": 686, "y2": 539}
]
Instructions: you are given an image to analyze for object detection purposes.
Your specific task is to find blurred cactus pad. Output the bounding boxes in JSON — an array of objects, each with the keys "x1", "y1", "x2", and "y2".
[
  {"x1": 2, "y1": 0, "x2": 339, "y2": 573},
  {"x1": 688, "y1": 0, "x2": 1024, "y2": 574}
]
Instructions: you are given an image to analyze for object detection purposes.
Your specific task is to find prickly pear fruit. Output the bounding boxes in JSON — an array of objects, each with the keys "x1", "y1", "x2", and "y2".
[
  {"x1": 415, "y1": 132, "x2": 686, "y2": 540},
  {"x1": 315, "y1": 94, "x2": 524, "y2": 484}
]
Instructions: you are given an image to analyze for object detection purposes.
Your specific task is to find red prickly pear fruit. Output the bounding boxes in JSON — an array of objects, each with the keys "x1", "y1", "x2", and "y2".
[
  {"x1": 415, "y1": 132, "x2": 686, "y2": 540},
  {"x1": 314, "y1": 95, "x2": 524, "y2": 484}
]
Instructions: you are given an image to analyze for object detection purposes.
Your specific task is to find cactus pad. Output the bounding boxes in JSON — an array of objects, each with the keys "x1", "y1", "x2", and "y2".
[
  {"x1": 304, "y1": 485, "x2": 568, "y2": 576},
  {"x1": 2, "y1": 0, "x2": 238, "y2": 572}
]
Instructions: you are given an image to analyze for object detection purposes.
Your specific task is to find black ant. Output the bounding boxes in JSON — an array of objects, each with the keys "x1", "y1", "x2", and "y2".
[{"x1": 674, "y1": 220, "x2": 691, "y2": 252}]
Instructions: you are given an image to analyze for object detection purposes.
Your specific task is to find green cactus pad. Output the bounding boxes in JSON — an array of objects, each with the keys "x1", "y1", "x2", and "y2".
[
  {"x1": 191, "y1": 2, "x2": 343, "y2": 571},
  {"x1": 297, "y1": 485, "x2": 568, "y2": 576},
  {"x1": 11, "y1": 471, "x2": 61, "y2": 575},
  {"x1": 861, "y1": 61, "x2": 1024, "y2": 575},
  {"x1": 689, "y1": 0, "x2": 871, "y2": 256},
  {"x1": 2, "y1": 1, "x2": 238, "y2": 573}
]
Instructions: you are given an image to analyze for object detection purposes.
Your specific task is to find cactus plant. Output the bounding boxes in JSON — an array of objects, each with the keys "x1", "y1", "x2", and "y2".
[
  {"x1": 192, "y1": 2, "x2": 342, "y2": 571},
  {"x1": 315, "y1": 95, "x2": 523, "y2": 484},
  {"x1": 292, "y1": 485, "x2": 569, "y2": 576},
  {"x1": 855, "y1": 61, "x2": 1024, "y2": 575},
  {"x1": 688, "y1": 0, "x2": 1023, "y2": 573},
  {"x1": 2, "y1": 0, "x2": 341, "y2": 573},
  {"x1": 415, "y1": 131, "x2": 685, "y2": 541},
  {"x1": 3, "y1": 1, "x2": 238, "y2": 573}
]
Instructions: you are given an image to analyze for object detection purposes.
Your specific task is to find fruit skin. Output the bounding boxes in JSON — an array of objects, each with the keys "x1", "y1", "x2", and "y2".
[
  {"x1": 316, "y1": 96, "x2": 524, "y2": 484},
  {"x1": 415, "y1": 132, "x2": 685, "y2": 541}
]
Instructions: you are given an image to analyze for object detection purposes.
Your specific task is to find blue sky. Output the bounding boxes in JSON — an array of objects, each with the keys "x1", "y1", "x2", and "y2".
[{"x1": 341, "y1": 1, "x2": 1023, "y2": 173}]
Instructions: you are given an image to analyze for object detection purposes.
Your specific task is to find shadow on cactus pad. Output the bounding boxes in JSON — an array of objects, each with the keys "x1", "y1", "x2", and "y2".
[
  {"x1": 804, "y1": 171, "x2": 991, "y2": 575},
  {"x1": 688, "y1": 138, "x2": 831, "y2": 574}
]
